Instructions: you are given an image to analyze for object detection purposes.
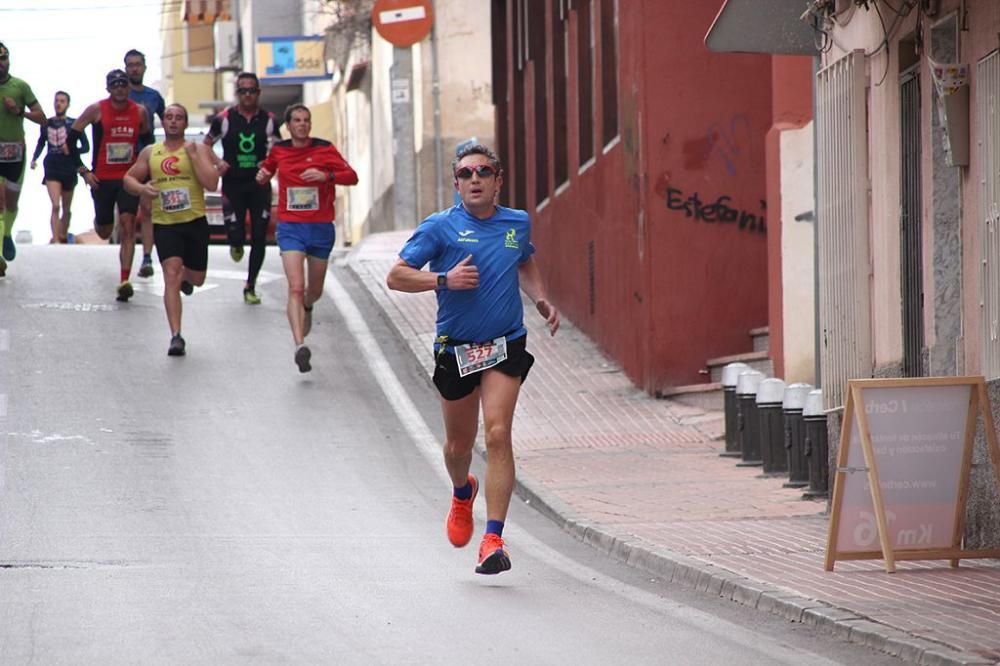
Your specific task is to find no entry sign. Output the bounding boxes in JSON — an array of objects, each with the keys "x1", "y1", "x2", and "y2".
[{"x1": 373, "y1": 0, "x2": 434, "y2": 47}]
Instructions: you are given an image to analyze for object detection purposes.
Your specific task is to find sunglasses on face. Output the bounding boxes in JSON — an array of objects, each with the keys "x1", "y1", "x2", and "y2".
[
  {"x1": 109, "y1": 80, "x2": 128, "y2": 89},
  {"x1": 454, "y1": 164, "x2": 497, "y2": 180},
  {"x1": 236, "y1": 87, "x2": 260, "y2": 95}
]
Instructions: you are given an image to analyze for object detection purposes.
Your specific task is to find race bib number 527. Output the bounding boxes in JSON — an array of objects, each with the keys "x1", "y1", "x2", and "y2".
[{"x1": 454, "y1": 337, "x2": 508, "y2": 377}]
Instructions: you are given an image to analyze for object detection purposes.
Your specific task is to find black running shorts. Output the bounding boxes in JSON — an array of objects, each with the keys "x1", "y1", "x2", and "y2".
[
  {"x1": 154, "y1": 217, "x2": 209, "y2": 272},
  {"x1": 91, "y1": 179, "x2": 139, "y2": 226},
  {"x1": 0, "y1": 157, "x2": 25, "y2": 185},
  {"x1": 432, "y1": 333, "x2": 534, "y2": 401},
  {"x1": 42, "y1": 170, "x2": 77, "y2": 190}
]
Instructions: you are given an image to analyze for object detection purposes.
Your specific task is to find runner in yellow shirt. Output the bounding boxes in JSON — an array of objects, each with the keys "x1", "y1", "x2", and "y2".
[{"x1": 124, "y1": 103, "x2": 219, "y2": 356}]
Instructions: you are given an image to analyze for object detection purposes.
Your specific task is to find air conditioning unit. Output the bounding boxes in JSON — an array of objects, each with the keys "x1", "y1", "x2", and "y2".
[{"x1": 214, "y1": 20, "x2": 240, "y2": 71}]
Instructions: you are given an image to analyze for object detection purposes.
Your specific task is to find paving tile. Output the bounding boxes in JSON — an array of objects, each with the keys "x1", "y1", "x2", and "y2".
[{"x1": 349, "y1": 232, "x2": 1000, "y2": 661}]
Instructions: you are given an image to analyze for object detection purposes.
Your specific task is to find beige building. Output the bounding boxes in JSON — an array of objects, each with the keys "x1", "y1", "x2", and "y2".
[
  {"x1": 159, "y1": 0, "x2": 229, "y2": 123},
  {"x1": 813, "y1": 0, "x2": 1000, "y2": 545},
  {"x1": 301, "y1": 0, "x2": 495, "y2": 245}
]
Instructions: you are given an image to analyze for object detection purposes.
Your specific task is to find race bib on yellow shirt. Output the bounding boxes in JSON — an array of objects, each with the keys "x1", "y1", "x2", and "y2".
[
  {"x1": 160, "y1": 187, "x2": 192, "y2": 213},
  {"x1": 288, "y1": 186, "x2": 320, "y2": 211}
]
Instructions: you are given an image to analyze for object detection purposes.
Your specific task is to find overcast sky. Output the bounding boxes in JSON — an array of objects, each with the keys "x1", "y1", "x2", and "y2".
[{"x1": 1, "y1": 0, "x2": 164, "y2": 243}]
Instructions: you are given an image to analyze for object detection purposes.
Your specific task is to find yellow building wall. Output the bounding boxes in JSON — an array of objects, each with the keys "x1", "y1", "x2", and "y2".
[{"x1": 160, "y1": 0, "x2": 218, "y2": 125}]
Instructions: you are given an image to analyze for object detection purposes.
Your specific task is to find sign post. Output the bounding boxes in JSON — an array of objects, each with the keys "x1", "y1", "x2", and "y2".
[
  {"x1": 825, "y1": 376, "x2": 1000, "y2": 573},
  {"x1": 373, "y1": 0, "x2": 434, "y2": 231}
]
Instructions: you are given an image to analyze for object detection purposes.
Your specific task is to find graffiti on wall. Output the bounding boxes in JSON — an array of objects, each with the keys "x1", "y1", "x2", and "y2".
[
  {"x1": 664, "y1": 185, "x2": 766, "y2": 234},
  {"x1": 683, "y1": 115, "x2": 753, "y2": 177}
]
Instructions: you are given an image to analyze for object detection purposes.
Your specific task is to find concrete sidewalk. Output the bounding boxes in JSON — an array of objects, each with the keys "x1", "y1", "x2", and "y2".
[{"x1": 345, "y1": 231, "x2": 1000, "y2": 666}]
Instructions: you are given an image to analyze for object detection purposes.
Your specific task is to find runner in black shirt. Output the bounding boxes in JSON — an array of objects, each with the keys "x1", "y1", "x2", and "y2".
[
  {"x1": 30, "y1": 90, "x2": 88, "y2": 243},
  {"x1": 204, "y1": 72, "x2": 280, "y2": 305}
]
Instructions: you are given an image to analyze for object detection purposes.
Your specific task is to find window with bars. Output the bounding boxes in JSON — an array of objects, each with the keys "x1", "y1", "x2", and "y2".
[
  {"x1": 186, "y1": 23, "x2": 215, "y2": 69},
  {"x1": 577, "y1": 0, "x2": 594, "y2": 166},
  {"x1": 552, "y1": 0, "x2": 569, "y2": 189},
  {"x1": 600, "y1": 0, "x2": 618, "y2": 147},
  {"x1": 529, "y1": 0, "x2": 549, "y2": 204}
]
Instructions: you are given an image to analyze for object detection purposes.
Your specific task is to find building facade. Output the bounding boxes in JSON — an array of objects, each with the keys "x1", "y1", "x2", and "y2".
[
  {"x1": 811, "y1": 0, "x2": 1000, "y2": 544},
  {"x1": 491, "y1": 0, "x2": 774, "y2": 393}
]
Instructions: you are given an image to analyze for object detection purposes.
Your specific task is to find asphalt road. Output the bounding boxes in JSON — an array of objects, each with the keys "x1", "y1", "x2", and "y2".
[{"x1": 0, "y1": 245, "x2": 903, "y2": 664}]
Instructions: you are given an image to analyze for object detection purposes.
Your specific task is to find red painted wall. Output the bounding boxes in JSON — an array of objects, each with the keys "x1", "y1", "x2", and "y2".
[{"x1": 497, "y1": 0, "x2": 773, "y2": 393}]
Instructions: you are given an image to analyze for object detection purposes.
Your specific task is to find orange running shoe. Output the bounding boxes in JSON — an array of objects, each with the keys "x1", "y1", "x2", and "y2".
[
  {"x1": 446, "y1": 474, "x2": 478, "y2": 547},
  {"x1": 475, "y1": 533, "x2": 511, "y2": 575}
]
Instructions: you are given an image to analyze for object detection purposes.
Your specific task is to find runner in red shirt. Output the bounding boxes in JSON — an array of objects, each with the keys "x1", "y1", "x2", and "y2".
[
  {"x1": 70, "y1": 69, "x2": 150, "y2": 302},
  {"x1": 256, "y1": 103, "x2": 358, "y2": 372}
]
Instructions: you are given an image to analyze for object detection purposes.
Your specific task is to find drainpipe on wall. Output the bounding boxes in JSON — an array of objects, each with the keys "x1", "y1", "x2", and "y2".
[{"x1": 813, "y1": 54, "x2": 822, "y2": 389}]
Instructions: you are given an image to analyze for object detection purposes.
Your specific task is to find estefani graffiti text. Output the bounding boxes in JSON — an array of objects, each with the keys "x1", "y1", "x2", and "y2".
[{"x1": 665, "y1": 187, "x2": 766, "y2": 234}]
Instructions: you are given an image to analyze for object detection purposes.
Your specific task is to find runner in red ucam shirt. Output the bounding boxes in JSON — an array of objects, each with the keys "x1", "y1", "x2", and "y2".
[{"x1": 256, "y1": 103, "x2": 358, "y2": 373}]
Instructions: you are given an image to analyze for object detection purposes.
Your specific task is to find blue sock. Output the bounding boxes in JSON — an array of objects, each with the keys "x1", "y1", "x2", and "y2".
[
  {"x1": 486, "y1": 520, "x2": 504, "y2": 537},
  {"x1": 453, "y1": 481, "x2": 473, "y2": 500}
]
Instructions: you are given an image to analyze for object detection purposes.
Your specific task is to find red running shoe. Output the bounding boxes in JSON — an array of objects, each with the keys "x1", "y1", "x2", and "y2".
[
  {"x1": 446, "y1": 474, "x2": 478, "y2": 547},
  {"x1": 475, "y1": 533, "x2": 511, "y2": 575}
]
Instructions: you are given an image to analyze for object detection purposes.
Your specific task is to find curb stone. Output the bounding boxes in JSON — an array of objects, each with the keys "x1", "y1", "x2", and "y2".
[{"x1": 342, "y1": 255, "x2": 998, "y2": 666}]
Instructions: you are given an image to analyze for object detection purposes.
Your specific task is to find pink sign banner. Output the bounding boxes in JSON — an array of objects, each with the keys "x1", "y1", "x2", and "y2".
[{"x1": 835, "y1": 384, "x2": 970, "y2": 553}]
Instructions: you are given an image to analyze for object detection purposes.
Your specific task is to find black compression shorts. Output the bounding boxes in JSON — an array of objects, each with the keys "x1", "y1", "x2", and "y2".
[
  {"x1": 154, "y1": 217, "x2": 209, "y2": 272},
  {"x1": 0, "y1": 158, "x2": 25, "y2": 185},
  {"x1": 42, "y1": 170, "x2": 77, "y2": 190},
  {"x1": 91, "y1": 179, "x2": 139, "y2": 226}
]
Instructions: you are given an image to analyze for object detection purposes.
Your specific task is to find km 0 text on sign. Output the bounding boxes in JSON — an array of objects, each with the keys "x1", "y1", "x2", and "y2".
[{"x1": 825, "y1": 376, "x2": 1000, "y2": 573}]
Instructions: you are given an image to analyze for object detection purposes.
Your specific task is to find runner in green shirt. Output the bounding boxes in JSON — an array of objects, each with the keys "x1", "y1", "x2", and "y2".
[{"x1": 0, "y1": 41, "x2": 45, "y2": 277}]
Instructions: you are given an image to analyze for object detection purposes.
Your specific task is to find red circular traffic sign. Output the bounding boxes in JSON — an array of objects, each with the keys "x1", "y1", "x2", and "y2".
[{"x1": 372, "y1": 0, "x2": 434, "y2": 47}]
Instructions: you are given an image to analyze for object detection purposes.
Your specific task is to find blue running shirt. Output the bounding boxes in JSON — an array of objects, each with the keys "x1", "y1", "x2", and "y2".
[
  {"x1": 128, "y1": 86, "x2": 165, "y2": 149},
  {"x1": 399, "y1": 205, "x2": 535, "y2": 347}
]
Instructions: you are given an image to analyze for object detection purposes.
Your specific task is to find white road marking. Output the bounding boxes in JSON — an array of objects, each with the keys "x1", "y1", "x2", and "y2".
[
  {"x1": 130, "y1": 268, "x2": 282, "y2": 297},
  {"x1": 324, "y1": 270, "x2": 842, "y2": 664}
]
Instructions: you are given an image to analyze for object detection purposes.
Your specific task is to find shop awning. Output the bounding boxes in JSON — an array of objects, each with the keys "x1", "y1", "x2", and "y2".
[
  {"x1": 705, "y1": 0, "x2": 817, "y2": 55},
  {"x1": 182, "y1": 0, "x2": 232, "y2": 24}
]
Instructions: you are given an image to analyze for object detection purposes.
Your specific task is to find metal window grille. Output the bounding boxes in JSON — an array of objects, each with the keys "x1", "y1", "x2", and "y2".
[
  {"x1": 979, "y1": 51, "x2": 1000, "y2": 378},
  {"x1": 900, "y1": 69, "x2": 924, "y2": 377},
  {"x1": 817, "y1": 50, "x2": 872, "y2": 408}
]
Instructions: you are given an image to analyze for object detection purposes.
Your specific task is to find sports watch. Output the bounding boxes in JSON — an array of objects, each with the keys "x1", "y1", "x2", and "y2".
[{"x1": 436, "y1": 272, "x2": 448, "y2": 290}]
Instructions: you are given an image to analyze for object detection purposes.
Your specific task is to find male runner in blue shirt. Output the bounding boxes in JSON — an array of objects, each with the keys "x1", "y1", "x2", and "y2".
[
  {"x1": 125, "y1": 48, "x2": 165, "y2": 278},
  {"x1": 387, "y1": 144, "x2": 559, "y2": 575}
]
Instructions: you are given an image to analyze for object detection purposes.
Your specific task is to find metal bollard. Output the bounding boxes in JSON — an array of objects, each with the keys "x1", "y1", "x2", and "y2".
[
  {"x1": 757, "y1": 378, "x2": 787, "y2": 475},
  {"x1": 736, "y1": 370, "x2": 765, "y2": 467},
  {"x1": 721, "y1": 362, "x2": 750, "y2": 458},
  {"x1": 802, "y1": 389, "x2": 829, "y2": 499},
  {"x1": 782, "y1": 383, "x2": 813, "y2": 489}
]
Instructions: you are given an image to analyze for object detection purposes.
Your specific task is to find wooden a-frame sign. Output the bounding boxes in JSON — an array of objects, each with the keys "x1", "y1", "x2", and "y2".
[{"x1": 825, "y1": 376, "x2": 1000, "y2": 573}]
